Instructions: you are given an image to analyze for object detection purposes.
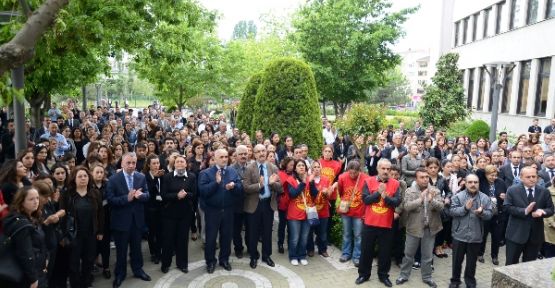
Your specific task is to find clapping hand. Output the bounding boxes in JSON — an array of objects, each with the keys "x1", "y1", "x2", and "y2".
[
  {"x1": 532, "y1": 208, "x2": 546, "y2": 218},
  {"x1": 216, "y1": 170, "x2": 222, "y2": 184},
  {"x1": 225, "y1": 182, "x2": 235, "y2": 190},
  {"x1": 525, "y1": 202, "x2": 536, "y2": 215},
  {"x1": 133, "y1": 188, "x2": 143, "y2": 199},
  {"x1": 474, "y1": 205, "x2": 484, "y2": 215},
  {"x1": 465, "y1": 198, "x2": 474, "y2": 210},
  {"x1": 269, "y1": 173, "x2": 279, "y2": 184},
  {"x1": 177, "y1": 189, "x2": 187, "y2": 199},
  {"x1": 378, "y1": 183, "x2": 387, "y2": 198}
]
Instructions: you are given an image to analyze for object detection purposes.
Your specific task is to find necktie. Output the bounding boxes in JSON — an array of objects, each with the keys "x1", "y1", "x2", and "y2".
[
  {"x1": 259, "y1": 164, "x2": 265, "y2": 195},
  {"x1": 513, "y1": 166, "x2": 518, "y2": 178},
  {"x1": 550, "y1": 169, "x2": 554, "y2": 179},
  {"x1": 527, "y1": 188, "x2": 534, "y2": 203},
  {"x1": 126, "y1": 173, "x2": 133, "y2": 191}
]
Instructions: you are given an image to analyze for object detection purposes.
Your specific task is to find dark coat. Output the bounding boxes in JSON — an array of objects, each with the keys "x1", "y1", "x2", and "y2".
[
  {"x1": 106, "y1": 171, "x2": 149, "y2": 231},
  {"x1": 160, "y1": 172, "x2": 197, "y2": 218}
]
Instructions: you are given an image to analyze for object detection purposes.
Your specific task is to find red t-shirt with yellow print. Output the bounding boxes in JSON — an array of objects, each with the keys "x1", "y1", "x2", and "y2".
[{"x1": 336, "y1": 171, "x2": 368, "y2": 218}]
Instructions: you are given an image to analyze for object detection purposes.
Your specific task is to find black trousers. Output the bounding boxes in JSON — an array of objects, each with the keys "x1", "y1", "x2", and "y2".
[
  {"x1": 451, "y1": 240, "x2": 480, "y2": 287},
  {"x1": 480, "y1": 217, "x2": 500, "y2": 258},
  {"x1": 112, "y1": 224, "x2": 143, "y2": 281},
  {"x1": 96, "y1": 205, "x2": 111, "y2": 269},
  {"x1": 505, "y1": 239, "x2": 541, "y2": 265},
  {"x1": 204, "y1": 206, "x2": 234, "y2": 265},
  {"x1": 358, "y1": 225, "x2": 393, "y2": 280},
  {"x1": 327, "y1": 199, "x2": 336, "y2": 242},
  {"x1": 146, "y1": 206, "x2": 163, "y2": 259},
  {"x1": 233, "y1": 211, "x2": 247, "y2": 253},
  {"x1": 161, "y1": 216, "x2": 192, "y2": 269},
  {"x1": 278, "y1": 209, "x2": 288, "y2": 246},
  {"x1": 391, "y1": 219, "x2": 405, "y2": 264},
  {"x1": 69, "y1": 233, "x2": 96, "y2": 288},
  {"x1": 52, "y1": 244, "x2": 70, "y2": 288},
  {"x1": 247, "y1": 199, "x2": 274, "y2": 260}
]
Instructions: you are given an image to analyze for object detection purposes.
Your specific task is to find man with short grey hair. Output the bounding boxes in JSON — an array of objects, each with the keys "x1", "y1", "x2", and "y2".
[
  {"x1": 231, "y1": 145, "x2": 249, "y2": 258},
  {"x1": 448, "y1": 174, "x2": 492, "y2": 288}
]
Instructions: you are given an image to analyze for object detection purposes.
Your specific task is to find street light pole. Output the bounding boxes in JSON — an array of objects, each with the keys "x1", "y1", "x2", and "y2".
[
  {"x1": 483, "y1": 62, "x2": 515, "y2": 144},
  {"x1": 95, "y1": 83, "x2": 101, "y2": 107},
  {"x1": 12, "y1": 66, "x2": 27, "y2": 154}
]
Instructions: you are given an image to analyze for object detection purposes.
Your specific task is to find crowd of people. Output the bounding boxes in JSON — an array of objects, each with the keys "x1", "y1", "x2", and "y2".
[{"x1": 0, "y1": 102, "x2": 554, "y2": 288}]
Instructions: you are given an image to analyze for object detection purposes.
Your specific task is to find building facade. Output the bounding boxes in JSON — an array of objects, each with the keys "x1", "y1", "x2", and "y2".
[
  {"x1": 399, "y1": 49, "x2": 432, "y2": 104},
  {"x1": 441, "y1": 0, "x2": 555, "y2": 132}
]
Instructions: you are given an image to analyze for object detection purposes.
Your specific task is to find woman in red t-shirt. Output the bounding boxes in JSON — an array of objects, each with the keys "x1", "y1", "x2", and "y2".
[
  {"x1": 277, "y1": 156, "x2": 295, "y2": 254},
  {"x1": 319, "y1": 145, "x2": 342, "y2": 245},
  {"x1": 286, "y1": 159, "x2": 318, "y2": 266},
  {"x1": 306, "y1": 161, "x2": 332, "y2": 257}
]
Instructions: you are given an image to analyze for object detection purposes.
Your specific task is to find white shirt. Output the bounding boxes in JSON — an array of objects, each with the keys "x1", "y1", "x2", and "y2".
[{"x1": 322, "y1": 128, "x2": 336, "y2": 145}]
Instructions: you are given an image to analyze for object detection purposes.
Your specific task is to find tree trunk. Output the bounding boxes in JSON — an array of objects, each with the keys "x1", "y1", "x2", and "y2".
[
  {"x1": 26, "y1": 91, "x2": 49, "y2": 127},
  {"x1": 0, "y1": 0, "x2": 69, "y2": 76},
  {"x1": 322, "y1": 100, "x2": 327, "y2": 118},
  {"x1": 333, "y1": 102, "x2": 339, "y2": 118},
  {"x1": 337, "y1": 103, "x2": 349, "y2": 117}
]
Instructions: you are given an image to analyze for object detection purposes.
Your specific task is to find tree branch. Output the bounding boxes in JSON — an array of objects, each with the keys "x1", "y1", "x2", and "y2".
[{"x1": 0, "y1": 0, "x2": 69, "y2": 75}]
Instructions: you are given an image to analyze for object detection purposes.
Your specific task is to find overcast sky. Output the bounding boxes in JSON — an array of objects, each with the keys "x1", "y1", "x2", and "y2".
[{"x1": 198, "y1": 0, "x2": 442, "y2": 52}]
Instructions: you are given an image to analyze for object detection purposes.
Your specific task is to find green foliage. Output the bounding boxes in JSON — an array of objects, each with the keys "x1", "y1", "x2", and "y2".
[
  {"x1": 335, "y1": 103, "x2": 385, "y2": 139},
  {"x1": 445, "y1": 120, "x2": 471, "y2": 140},
  {"x1": 232, "y1": 20, "x2": 257, "y2": 39},
  {"x1": 384, "y1": 109, "x2": 419, "y2": 117},
  {"x1": 420, "y1": 53, "x2": 469, "y2": 128},
  {"x1": 329, "y1": 213, "x2": 343, "y2": 248},
  {"x1": 252, "y1": 58, "x2": 322, "y2": 159},
  {"x1": 464, "y1": 120, "x2": 490, "y2": 142},
  {"x1": 368, "y1": 68, "x2": 411, "y2": 105},
  {"x1": 236, "y1": 73, "x2": 262, "y2": 134},
  {"x1": 292, "y1": 0, "x2": 417, "y2": 114},
  {"x1": 384, "y1": 115, "x2": 418, "y2": 129}
]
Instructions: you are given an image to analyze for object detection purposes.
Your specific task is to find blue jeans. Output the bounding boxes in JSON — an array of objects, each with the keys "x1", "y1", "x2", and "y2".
[
  {"x1": 288, "y1": 219, "x2": 310, "y2": 260},
  {"x1": 307, "y1": 217, "x2": 329, "y2": 253},
  {"x1": 341, "y1": 215, "x2": 362, "y2": 260}
]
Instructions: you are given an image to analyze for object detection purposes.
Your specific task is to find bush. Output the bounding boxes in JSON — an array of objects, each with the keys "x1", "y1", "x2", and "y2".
[
  {"x1": 464, "y1": 120, "x2": 490, "y2": 142},
  {"x1": 446, "y1": 120, "x2": 471, "y2": 140},
  {"x1": 252, "y1": 58, "x2": 323, "y2": 159},
  {"x1": 329, "y1": 213, "x2": 343, "y2": 248},
  {"x1": 384, "y1": 109, "x2": 419, "y2": 117},
  {"x1": 236, "y1": 73, "x2": 263, "y2": 135}
]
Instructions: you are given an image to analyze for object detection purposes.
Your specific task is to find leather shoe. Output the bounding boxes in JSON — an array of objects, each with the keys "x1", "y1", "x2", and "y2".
[
  {"x1": 112, "y1": 278, "x2": 123, "y2": 288},
  {"x1": 319, "y1": 251, "x2": 329, "y2": 257},
  {"x1": 179, "y1": 267, "x2": 188, "y2": 273},
  {"x1": 355, "y1": 276, "x2": 369, "y2": 285},
  {"x1": 379, "y1": 278, "x2": 393, "y2": 287},
  {"x1": 278, "y1": 244, "x2": 285, "y2": 254},
  {"x1": 236, "y1": 250, "x2": 243, "y2": 259},
  {"x1": 220, "y1": 261, "x2": 232, "y2": 271},
  {"x1": 492, "y1": 258, "x2": 499, "y2": 265},
  {"x1": 134, "y1": 271, "x2": 151, "y2": 281},
  {"x1": 307, "y1": 250, "x2": 315, "y2": 257},
  {"x1": 161, "y1": 266, "x2": 169, "y2": 273},
  {"x1": 396, "y1": 278, "x2": 408, "y2": 285},
  {"x1": 423, "y1": 279, "x2": 437, "y2": 288},
  {"x1": 477, "y1": 256, "x2": 484, "y2": 263},
  {"x1": 262, "y1": 257, "x2": 275, "y2": 267},
  {"x1": 250, "y1": 259, "x2": 257, "y2": 269},
  {"x1": 207, "y1": 263, "x2": 216, "y2": 274}
]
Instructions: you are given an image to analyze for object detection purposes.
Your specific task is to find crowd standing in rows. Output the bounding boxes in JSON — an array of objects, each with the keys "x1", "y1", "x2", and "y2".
[{"x1": 0, "y1": 102, "x2": 554, "y2": 288}]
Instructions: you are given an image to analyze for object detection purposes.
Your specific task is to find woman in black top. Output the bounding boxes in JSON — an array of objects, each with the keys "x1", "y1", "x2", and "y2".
[
  {"x1": 0, "y1": 159, "x2": 32, "y2": 205},
  {"x1": 32, "y1": 144, "x2": 50, "y2": 176},
  {"x1": 1, "y1": 186, "x2": 47, "y2": 288},
  {"x1": 143, "y1": 155, "x2": 165, "y2": 265},
  {"x1": 71, "y1": 128, "x2": 88, "y2": 165},
  {"x1": 91, "y1": 164, "x2": 112, "y2": 279},
  {"x1": 160, "y1": 155, "x2": 197, "y2": 273},
  {"x1": 60, "y1": 166, "x2": 103, "y2": 288}
]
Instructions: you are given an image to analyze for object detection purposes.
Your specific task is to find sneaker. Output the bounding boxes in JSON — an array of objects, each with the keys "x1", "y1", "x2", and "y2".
[
  {"x1": 290, "y1": 259, "x2": 299, "y2": 266},
  {"x1": 339, "y1": 255, "x2": 351, "y2": 263},
  {"x1": 300, "y1": 259, "x2": 308, "y2": 265},
  {"x1": 412, "y1": 262, "x2": 421, "y2": 270}
]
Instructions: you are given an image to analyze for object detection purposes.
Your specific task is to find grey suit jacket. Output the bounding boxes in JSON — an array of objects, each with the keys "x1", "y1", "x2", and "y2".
[{"x1": 242, "y1": 162, "x2": 282, "y2": 213}]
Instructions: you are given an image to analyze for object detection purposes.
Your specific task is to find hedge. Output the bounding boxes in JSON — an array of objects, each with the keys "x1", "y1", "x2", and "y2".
[
  {"x1": 236, "y1": 73, "x2": 263, "y2": 135},
  {"x1": 251, "y1": 58, "x2": 323, "y2": 159}
]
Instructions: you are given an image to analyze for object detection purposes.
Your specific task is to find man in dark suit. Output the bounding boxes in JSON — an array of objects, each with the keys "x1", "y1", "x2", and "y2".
[
  {"x1": 539, "y1": 154, "x2": 555, "y2": 187},
  {"x1": 230, "y1": 145, "x2": 249, "y2": 258},
  {"x1": 106, "y1": 152, "x2": 151, "y2": 287},
  {"x1": 381, "y1": 133, "x2": 407, "y2": 167},
  {"x1": 498, "y1": 151, "x2": 523, "y2": 188},
  {"x1": 543, "y1": 118, "x2": 555, "y2": 135},
  {"x1": 414, "y1": 120, "x2": 425, "y2": 137},
  {"x1": 65, "y1": 115, "x2": 81, "y2": 130},
  {"x1": 243, "y1": 144, "x2": 282, "y2": 269},
  {"x1": 199, "y1": 149, "x2": 243, "y2": 273},
  {"x1": 33, "y1": 116, "x2": 51, "y2": 143},
  {"x1": 504, "y1": 166, "x2": 555, "y2": 265}
]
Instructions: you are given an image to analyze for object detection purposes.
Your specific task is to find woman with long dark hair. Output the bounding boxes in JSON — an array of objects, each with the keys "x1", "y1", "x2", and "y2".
[
  {"x1": 33, "y1": 144, "x2": 50, "y2": 176},
  {"x1": 278, "y1": 136, "x2": 294, "y2": 161},
  {"x1": 1, "y1": 186, "x2": 47, "y2": 288},
  {"x1": 91, "y1": 163, "x2": 112, "y2": 279},
  {"x1": 0, "y1": 160, "x2": 32, "y2": 205},
  {"x1": 143, "y1": 154, "x2": 165, "y2": 264},
  {"x1": 71, "y1": 127, "x2": 88, "y2": 165},
  {"x1": 277, "y1": 157, "x2": 295, "y2": 254},
  {"x1": 18, "y1": 148, "x2": 36, "y2": 180},
  {"x1": 98, "y1": 145, "x2": 116, "y2": 178},
  {"x1": 60, "y1": 166, "x2": 103, "y2": 288}
]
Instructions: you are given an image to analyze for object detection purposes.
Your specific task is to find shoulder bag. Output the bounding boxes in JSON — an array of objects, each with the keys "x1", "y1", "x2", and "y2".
[{"x1": 337, "y1": 174, "x2": 360, "y2": 214}]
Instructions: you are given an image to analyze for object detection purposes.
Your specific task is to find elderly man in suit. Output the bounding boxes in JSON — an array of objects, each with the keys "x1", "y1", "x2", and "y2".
[
  {"x1": 199, "y1": 148, "x2": 243, "y2": 273},
  {"x1": 106, "y1": 152, "x2": 151, "y2": 288},
  {"x1": 230, "y1": 145, "x2": 249, "y2": 259},
  {"x1": 504, "y1": 166, "x2": 555, "y2": 265},
  {"x1": 243, "y1": 144, "x2": 283, "y2": 269},
  {"x1": 498, "y1": 151, "x2": 523, "y2": 188}
]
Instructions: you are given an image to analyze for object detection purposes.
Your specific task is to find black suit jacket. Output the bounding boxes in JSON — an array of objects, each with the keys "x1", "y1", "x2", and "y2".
[
  {"x1": 504, "y1": 184, "x2": 555, "y2": 244},
  {"x1": 160, "y1": 172, "x2": 197, "y2": 218},
  {"x1": 539, "y1": 169, "x2": 554, "y2": 188},
  {"x1": 65, "y1": 119, "x2": 81, "y2": 130},
  {"x1": 499, "y1": 163, "x2": 523, "y2": 188},
  {"x1": 106, "y1": 171, "x2": 149, "y2": 231}
]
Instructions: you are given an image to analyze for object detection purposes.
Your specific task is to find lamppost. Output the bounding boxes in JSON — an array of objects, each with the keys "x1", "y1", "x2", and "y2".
[
  {"x1": 95, "y1": 83, "x2": 101, "y2": 107},
  {"x1": 483, "y1": 61, "x2": 516, "y2": 143}
]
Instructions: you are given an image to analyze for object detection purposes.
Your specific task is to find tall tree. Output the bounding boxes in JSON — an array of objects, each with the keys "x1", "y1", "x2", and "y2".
[
  {"x1": 232, "y1": 20, "x2": 257, "y2": 40},
  {"x1": 419, "y1": 52, "x2": 468, "y2": 128},
  {"x1": 292, "y1": 0, "x2": 416, "y2": 116},
  {"x1": 368, "y1": 67, "x2": 411, "y2": 105}
]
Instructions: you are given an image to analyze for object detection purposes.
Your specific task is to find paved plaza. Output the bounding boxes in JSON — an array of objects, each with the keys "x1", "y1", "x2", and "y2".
[{"x1": 94, "y1": 221, "x2": 503, "y2": 288}]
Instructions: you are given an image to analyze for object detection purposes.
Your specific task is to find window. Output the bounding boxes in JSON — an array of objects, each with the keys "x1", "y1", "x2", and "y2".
[
  {"x1": 496, "y1": 1, "x2": 506, "y2": 34},
  {"x1": 517, "y1": 60, "x2": 532, "y2": 114},
  {"x1": 462, "y1": 17, "x2": 469, "y2": 44},
  {"x1": 488, "y1": 67, "x2": 498, "y2": 111},
  {"x1": 478, "y1": 68, "x2": 487, "y2": 110},
  {"x1": 547, "y1": 0, "x2": 555, "y2": 18},
  {"x1": 527, "y1": 0, "x2": 539, "y2": 24},
  {"x1": 510, "y1": 0, "x2": 524, "y2": 30},
  {"x1": 419, "y1": 62, "x2": 428, "y2": 68},
  {"x1": 483, "y1": 8, "x2": 491, "y2": 38},
  {"x1": 467, "y1": 69, "x2": 475, "y2": 109},
  {"x1": 471, "y1": 13, "x2": 479, "y2": 41},
  {"x1": 501, "y1": 69, "x2": 513, "y2": 113},
  {"x1": 454, "y1": 21, "x2": 460, "y2": 46},
  {"x1": 418, "y1": 71, "x2": 428, "y2": 76},
  {"x1": 534, "y1": 57, "x2": 551, "y2": 116}
]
